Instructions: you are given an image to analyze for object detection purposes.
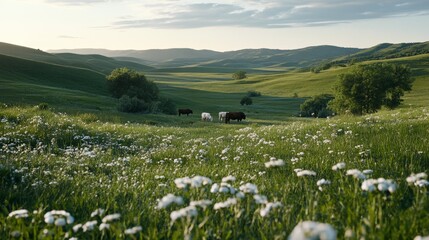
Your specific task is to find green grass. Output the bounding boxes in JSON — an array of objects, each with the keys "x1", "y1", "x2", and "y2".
[{"x1": 0, "y1": 106, "x2": 428, "y2": 239}]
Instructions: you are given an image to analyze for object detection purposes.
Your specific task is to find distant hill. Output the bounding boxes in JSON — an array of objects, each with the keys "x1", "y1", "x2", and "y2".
[
  {"x1": 0, "y1": 42, "x2": 153, "y2": 74},
  {"x1": 50, "y1": 45, "x2": 361, "y2": 69},
  {"x1": 334, "y1": 41, "x2": 429, "y2": 63},
  {"x1": 53, "y1": 53, "x2": 154, "y2": 74}
]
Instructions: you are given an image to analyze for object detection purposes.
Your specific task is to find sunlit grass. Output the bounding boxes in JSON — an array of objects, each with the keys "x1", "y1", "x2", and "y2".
[{"x1": 1, "y1": 105, "x2": 428, "y2": 239}]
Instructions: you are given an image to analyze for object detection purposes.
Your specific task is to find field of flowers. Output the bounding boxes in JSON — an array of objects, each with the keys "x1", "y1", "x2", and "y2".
[{"x1": 1, "y1": 105, "x2": 428, "y2": 239}]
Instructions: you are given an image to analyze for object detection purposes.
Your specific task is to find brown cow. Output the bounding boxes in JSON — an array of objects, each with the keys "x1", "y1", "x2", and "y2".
[
  {"x1": 178, "y1": 109, "x2": 193, "y2": 116},
  {"x1": 225, "y1": 112, "x2": 246, "y2": 123}
]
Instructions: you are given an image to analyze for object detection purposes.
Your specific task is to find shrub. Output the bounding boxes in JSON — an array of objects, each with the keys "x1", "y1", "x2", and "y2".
[
  {"x1": 107, "y1": 68, "x2": 159, "y2": 102},
  {"x1": 240, "y1": 96, "x2": 253, "y2": 106},
  {"x1": 117, "y1": 95, "x2": 147, "y2": 113},
  {"x1": 37, "y1": 103, "x2": 49, "y2": 110},
  {"x1": 299, "y1": 94, "x2": 334, "y2": 118},
  {"x1": 247, "y1": 90, "x2": 261, "y2": 97},
  {"x1": 158, "y1": 98, "x2": 177, "y2": 115},
  {"x1": 232, "y1": 71, "x2": 247, "y2": 80}
]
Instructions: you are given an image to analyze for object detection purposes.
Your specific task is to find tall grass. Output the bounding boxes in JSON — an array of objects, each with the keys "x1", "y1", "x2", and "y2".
[{"x1": 0, "y1": 106, "x2": 428, "y2": 239}]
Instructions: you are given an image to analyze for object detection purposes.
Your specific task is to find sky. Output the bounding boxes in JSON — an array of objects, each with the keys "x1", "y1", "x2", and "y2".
[{"x1": 1, "y1": 0, "x2": 429, "y2": 51}]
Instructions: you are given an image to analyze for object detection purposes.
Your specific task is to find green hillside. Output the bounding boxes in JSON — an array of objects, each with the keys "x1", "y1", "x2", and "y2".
[
  {"x1": 0, "y1": 54, "x2": 115, "y2": 111},
  {"x1": 334, "y1": 41, "x2": 429, "y2": 63},
  {"x1": 54, "y1": 53, "x2": 154, "y2": 74},
  {"x1": 1, "y1": 42, "x2": 429, "y2": 123},
  {"x1": 0, "y1": 42, "x2": 153, "y2": 75}
]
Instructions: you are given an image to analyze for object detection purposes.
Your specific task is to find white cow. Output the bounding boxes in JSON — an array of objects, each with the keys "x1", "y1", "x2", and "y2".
[
  {"x1": 201, "y1": 112, "x2": 213, "y2": 121},
  {"x1": 219, "y1": 112, "x2": 227, "y2": 122}
]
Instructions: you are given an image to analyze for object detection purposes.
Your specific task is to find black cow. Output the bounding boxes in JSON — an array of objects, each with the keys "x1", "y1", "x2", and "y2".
[
  {"x1": 178, "y1": 108, "x2": 193, "y2": 116},
  {"x1": 225, "y1": 112, "x2": 246, "y2": 123}
]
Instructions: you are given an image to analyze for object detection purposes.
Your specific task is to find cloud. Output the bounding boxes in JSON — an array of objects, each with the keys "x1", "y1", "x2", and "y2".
[{"x1": 112, "y1": 0, "x2": 429, "y2": 28}]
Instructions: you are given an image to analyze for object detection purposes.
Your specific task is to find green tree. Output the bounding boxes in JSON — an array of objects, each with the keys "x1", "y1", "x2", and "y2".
[
  {"x1": 300, "y1": 94, "x2": 334, "y2": 118},
  {"x1": 240, "y1": 96, "x2": 253, "y2": 105},
  {"x1": 232, "y1": 71, "x2": 247, "y2": 80},
  {"x1": 329, "y1": 63, "x2": 412, "y2": 115},
  {"x1": 106, "y1": 68, "x2": 159, "y2": 102}
]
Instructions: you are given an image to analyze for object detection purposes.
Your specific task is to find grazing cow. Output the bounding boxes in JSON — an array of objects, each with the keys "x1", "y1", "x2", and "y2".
[
  {"x1": 201, "y1": 112, "x2": 213, "y2": 121},
  {"x1": 225, "y1": 112, "x2": 246, "y2": 123},
  {"x1": 219, "y1": 112, "x2": 227, "y2": 122},
  {"x1": 178, "y1": 108, "x2": 193, "y2": 116}
]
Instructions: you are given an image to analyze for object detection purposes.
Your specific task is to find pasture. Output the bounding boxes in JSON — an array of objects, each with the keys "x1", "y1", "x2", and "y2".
[
  {"x1": 1, "y1": 46, "x2": 429, "y2": 239},
  {"x1": 1, "y1": 105, "x2": 428, "y2": 239}
]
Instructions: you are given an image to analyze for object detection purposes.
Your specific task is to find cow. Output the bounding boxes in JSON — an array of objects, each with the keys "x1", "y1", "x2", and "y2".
[
  {"x1": 225, "y1": 112, "x2": 246, "y2": 123},
  {"x1": 201, "y1": 112, "x2": 213, "y2": 121},
  {"x1": 219, "y1": 112, "x2": 227, "y2": 122},
  {"x1": 178, "y1": 108, "x2": 193, "y2": 116}
]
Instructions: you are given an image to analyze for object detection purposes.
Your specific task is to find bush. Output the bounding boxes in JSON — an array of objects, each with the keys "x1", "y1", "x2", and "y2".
[
  {"x1": 240, "y1": 96, "x2": 253, "y2": 106},
  {"x1": 107, "y1": 68, "x2": 159, "y2": 102},
  {"x1": 232, "y1": 71, "x2": 247, "y2": 80},
  {"x1": 299, "y1": 94, "x2": 334, "y2": 118},
  {"x1": 117, "y1": 95, "x2": 147, "y2": 113},
  {"x1": 158, "y1": 98, "x2": 177, "y2": 115},
  {"x1": 247, "y1": 90, "x2": 261, "y2": 97},
  {"x1": 37, "y1": 103, "x2": 49, "y2": 110},
  {"x1": 330, "y1": 63, "x2": 413, "y2": 115}
]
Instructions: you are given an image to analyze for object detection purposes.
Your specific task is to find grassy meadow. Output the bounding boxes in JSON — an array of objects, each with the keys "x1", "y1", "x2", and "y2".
[
  {"x1": 0, "y1": 105, "x2": 428, "y2": 239},
  {"x1": 1, "y1": 44, "x2": 429, "y2": 239}
]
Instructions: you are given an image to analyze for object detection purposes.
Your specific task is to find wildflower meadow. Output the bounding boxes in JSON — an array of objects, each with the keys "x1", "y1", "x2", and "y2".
[{"x1": 1, "y1": 105, "x2": 428, "y2": 239}]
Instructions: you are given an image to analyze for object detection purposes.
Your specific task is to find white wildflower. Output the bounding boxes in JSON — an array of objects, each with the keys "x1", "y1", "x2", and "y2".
[
  {"x1": 170, "y1": 206, "x2": 198, "y2": 222},
  {"x1": 260, "y1": 202, "x2": 282, "y2": 217},
  {"x1": 157, "y1": 194, "x2": 184, "y2": 209},
  {"x1": 222, "y1": 175, "x2": 236, "y2": 182},
  {"x1": 102, "y1": 213, "x2": 121, "y2": 223},
  {"x1": 8, "y1": 209, "x2": 29, "y2": 219},
  {"x1": 265, "y1": 159, "x2": 285, "y2": 168},
  {"x1": 332, "y1": 162, "x2": 346, "y2": 171},
  {"x1": 124, "y1": 226, "x2": 142, "y2": 235},
  {"x1": 90, "y1": 208, "x2": 105, "y2": 218},
  {"x1": 254, "y1": 194, "x2": 268, "y2": 204},
  {"x1": 190, "y1": 200, "x2": 212, "y2": 209},
  {"x1": 239, "y1": 183, "x2": 258, "y2": 194},
  {"x1": 99, "y1": 223, "x2": 110, "y2": 231},
  {"x1": 346, "y1": 169, "x2": 366, "y2": 180},
  {"x1": 82, "y1": 220, "x2": 98, "y2": 232},
  {"x1": 288, "y1": 221, "x2": 337, "y2": 240},
  {"x1": 214, "y1": 198, "x2": 238, "y2": 210},
  {"x1": 296, "y1": 170, "x2": 316, "y2": 177}
]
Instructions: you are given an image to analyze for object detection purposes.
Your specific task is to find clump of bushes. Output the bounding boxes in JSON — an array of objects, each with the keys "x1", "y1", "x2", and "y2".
[
  {"x1": 240, "y1": 96, "x2": 253, "y2": 106},
  {"x1": 117, "y1": 95, "x2": 147, "y2": 113},
  {"x1": 107, "y1": 68, "x2": 176, "y2": 114},
  {"x1": 37, "y1": 103, "x2": 49, "y2": 110},
  {"x1": 247, "y1": 90, "x2": 261, "y2": 97},
  {"x1": 299, "y1": 94, "x2": 335, "y2": 118}
]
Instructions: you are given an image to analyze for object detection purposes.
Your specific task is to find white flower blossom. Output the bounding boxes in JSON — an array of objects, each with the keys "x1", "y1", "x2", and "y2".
[
  {"x1": 102, "y1": 213, "x2": 121, "y2": 223},
  {"x1": 157, "y1": 194, "x2": 184, "y2": 209},
  {"x1": 332, "y1": 162, "x2": 346, "y2": 171},
  {"x1": 288, "y1": 221, "x2": 337, "y2": 240},
  {"x1": 8, "y1": 209, "x2": 29, "y2": 219},
  {"x1": 125, "y1": 226, "x2": 142, "y2": 235},
  {"x1": 260, "y1": 202, "x2": 282, "y2": 217},
  {"x1": 214, "y1": 198, "x2": 238, "y2": 210},
  {"x1": 170, "y1": 206, "x2": 198, "y2": 222},
  {"x1": 239, "y1": 183, "x2": 258, "y2": 194}
]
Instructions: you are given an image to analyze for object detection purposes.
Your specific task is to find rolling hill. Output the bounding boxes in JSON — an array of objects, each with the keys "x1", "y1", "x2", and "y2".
[
  {"x1": 49, "y1": 45, "x2": 361, "y2": 69},
  {"x1": 0, "y1": 53, "x2": 115, "y2": 111},
  {"x1": 0, "y1": 42, "x2": 154, "y2": 75},
  {"x1": 1, "y1": 41, "x2": 429, "y2": 121}
]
